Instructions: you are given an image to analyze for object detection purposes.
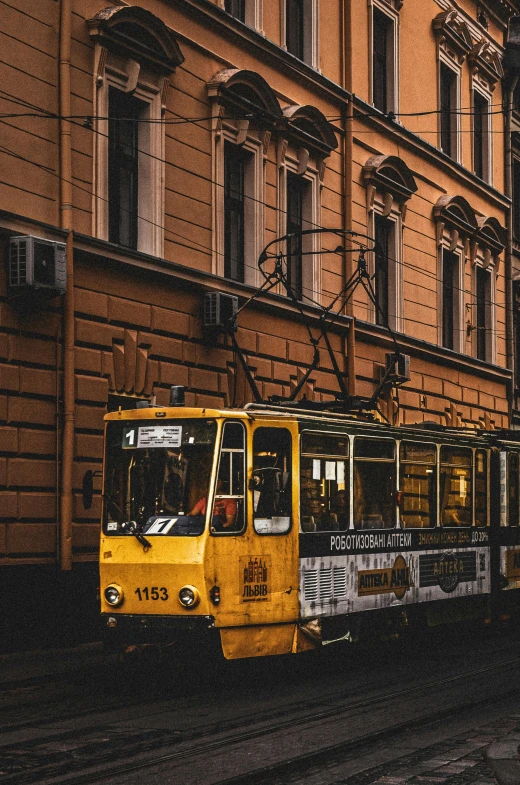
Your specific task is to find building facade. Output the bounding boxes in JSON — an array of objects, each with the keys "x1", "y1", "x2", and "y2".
[{"x1": 0, "y1": 0, "x2": 517, "y2": 646}]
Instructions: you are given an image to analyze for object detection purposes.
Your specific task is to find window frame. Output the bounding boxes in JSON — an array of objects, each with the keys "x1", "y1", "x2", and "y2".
[
  {"x1": 439, "y1": 445, "x2": 473, "y2": 528},
  {"x1": 370, "y1": 1, "x2": 399, "y2": 115},
  {"x1": 107, "y1": 87, "x2": 144, "y2": 250},
  {"x1": 353, "y1": 436, "x2": 397, "y2": 531},
  {"x1": 473, "y1": 258, "x2": 495, "y2": 364},
  {"x1": 281, "y1": 0, "x2": 319, "y2": 68},
  {"x1": 439, "y1": 59, "x2": 461, "y2": 162},
  {"x1": 368, "y1": 200, "x2": 403, "y2": 332},
  {"x1": 222, "y1": 0, "x2": 263, "y2": 31},
  {"x1": 223, "y1": 141, "x2": 255, "y2": 283},
  {"x1": 438, "y1": 238, "x2": 465, "y2": 354},
  {"x1": 441, "y1": 247, "x2": 462, "y2": 352},
  {"x1": 513, "y1": 156, "x2": 520, "y2": 241},
  {"x1": 398, "y1": 441, "x2": 437, "y2": 530},
  {"x1": 278, "y1": 152, "x2": 321, "y2": 304},
  {"x1": 212, "y1": 420, "x2": 247, "y2": 536},
  {"x1": 472, "y1": 87, "x2": 492, "y2": 184},
  {"x1": 252, "y1": 426, "x2": 293, "y2": 536},
  {"x1": 474, "y1": 448, "x2": 489, "y2": 528},
  {"x1": 213, "y1": 127, "x2": 265, "y2": 287},
  {"x1": 91, "y1": 48, "x2": 166, "y2": 257},
  {"x1": 508, "y1": 450, "x2": 520, "y2": 528},
  {"x1": 514, "y1": 279, "x2": 520, "y2": 393},
  {"x1": 299, "y1": 430, "x2": 350, "y2": 533}
]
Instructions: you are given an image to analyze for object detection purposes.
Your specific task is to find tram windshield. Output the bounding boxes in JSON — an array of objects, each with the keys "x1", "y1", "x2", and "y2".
[{"x1": 103, "y1": 419, "x2": 217, "y2": 536}]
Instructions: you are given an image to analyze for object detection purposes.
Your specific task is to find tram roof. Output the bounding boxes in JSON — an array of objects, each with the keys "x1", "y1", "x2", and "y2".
[{"x1": 104, "y1": 404, "x2": 492, "y2": 444}]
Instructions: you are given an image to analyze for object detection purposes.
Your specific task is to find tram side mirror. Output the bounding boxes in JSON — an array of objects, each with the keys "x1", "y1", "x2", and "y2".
[{"x1": 82, "y1": 470, "x2": 94, "y2": 510}]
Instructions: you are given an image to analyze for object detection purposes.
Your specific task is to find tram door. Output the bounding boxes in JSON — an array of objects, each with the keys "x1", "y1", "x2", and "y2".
[{"x1": 206, "y1": 421, "x2": 299, "y2": 632}]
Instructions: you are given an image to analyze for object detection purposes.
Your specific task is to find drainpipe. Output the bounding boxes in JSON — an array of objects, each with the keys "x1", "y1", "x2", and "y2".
[
  {"x1": 504, "y1": 76, "x2": 517, "y2": 422},
  {"x1": 503, "y1": 17, "x2": 520, "y2": 426},
  {"x1": 342, "y1": 0, "x2": 356, "y2": 398},
  {"x1": 59, "y1": 0, "x2": 74, "y2": 570}
]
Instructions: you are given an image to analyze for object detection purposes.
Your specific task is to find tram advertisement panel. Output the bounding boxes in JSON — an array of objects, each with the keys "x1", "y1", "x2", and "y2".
[
  {"x1": 299, "y1": 531, "x2": 490, "y2": 616},
  {"x1": 299, "y1": 528, "x2": 488, "y2": 558}
]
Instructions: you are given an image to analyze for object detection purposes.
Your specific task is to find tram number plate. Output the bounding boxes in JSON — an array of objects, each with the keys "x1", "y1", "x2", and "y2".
[{"x1": 134, "y1": 587, "x2": 169, "y2": 601}]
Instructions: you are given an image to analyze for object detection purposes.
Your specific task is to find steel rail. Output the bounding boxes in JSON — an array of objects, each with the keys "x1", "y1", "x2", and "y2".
[{"x1": 10, "y1": 654, "x2": 520, "y2": 785}]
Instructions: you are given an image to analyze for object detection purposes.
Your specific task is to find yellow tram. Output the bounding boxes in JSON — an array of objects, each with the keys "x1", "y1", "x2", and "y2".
[{"x1": 96, "y1": 392, "x2": 520, "y2": 660}]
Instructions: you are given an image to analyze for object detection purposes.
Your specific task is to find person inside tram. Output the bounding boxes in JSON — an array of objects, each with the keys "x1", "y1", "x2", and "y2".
[
  {"x1": 188, "y1": 478, "x2": 238, "y2": 529},
  {"x1": 335, "y1": 489, "x2": 348, "y2": 528}
]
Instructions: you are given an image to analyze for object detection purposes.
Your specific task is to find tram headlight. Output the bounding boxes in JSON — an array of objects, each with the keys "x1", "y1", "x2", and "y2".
[
  {"x1": 104, "y1": 584, "x2": 124, "y2": 607},
  {"x1": 179, "y1": 585, "x2": 200, "y2": 608}
]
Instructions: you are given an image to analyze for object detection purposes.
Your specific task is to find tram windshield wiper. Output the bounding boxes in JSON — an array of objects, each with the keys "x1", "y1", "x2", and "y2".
[{"x1": 120, "y1": 521, "x2": 152, "y2": 549}]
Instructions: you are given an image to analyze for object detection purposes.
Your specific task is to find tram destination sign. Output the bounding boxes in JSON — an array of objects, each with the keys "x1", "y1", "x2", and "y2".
[{"x1": 122, "y1": 425, "x2": 183, "y2": 449}]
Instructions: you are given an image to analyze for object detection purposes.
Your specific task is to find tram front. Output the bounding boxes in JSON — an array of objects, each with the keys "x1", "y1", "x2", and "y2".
[
  {"x1": 98, "y1": 407, "x2": 222, "y2": 652},
  {"x1": 97, "y1": 404, "x2": 301, "y2": 659}
]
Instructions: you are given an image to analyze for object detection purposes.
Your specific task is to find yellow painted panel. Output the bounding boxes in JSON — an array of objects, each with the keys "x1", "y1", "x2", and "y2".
[{"x1": 220, "y1": 624, "x2": 296, "y2": 660}]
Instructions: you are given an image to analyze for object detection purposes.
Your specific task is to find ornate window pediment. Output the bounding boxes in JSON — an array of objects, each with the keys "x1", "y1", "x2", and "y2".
[
  {"x1": 207, "y1": 69, "x2": 281, "y2": 285},
  {"x1": 87, "y1": 6, "x2": 184, "y2": 257},
  {"x1": 282, "y1": 105, "x2": 338, "y2": 159},
  {"x1": 362, "y1": 154, "x2": 415, "y2": 334},
  {"x1": 468, "y1": 39, "x2": 504, "y2": 91},
  {"x1": 432, "y1": 10, "x2": 473, "y2": 64},
  {"x1": 363, "y1": 154, "x2": 418, "y2": 211},
  {"x1": 87, "y1": 6, "x2": 184, "y2": 74},
  {"x1": 433, "y1": 195, "x2": 478, "y2": 243},
  {"x1": 207, "y1": 69, "x2": 282, "y2": 126},
  {"x1": 476, "y1": 216, "x2": 506, "y2": 267}
]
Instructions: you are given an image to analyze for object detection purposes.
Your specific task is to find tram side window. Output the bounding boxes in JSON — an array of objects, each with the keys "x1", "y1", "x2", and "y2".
[
  {"x1": 253, "y1": 428, "x2": 292, "y2": 534},
  {"x1": 213, "y1": 421, "x2": 245, "y2": 533},
  {"x1": 475, "y1": 450, "x2": 488, "y2": 527},
  {"x1": 399, "y1": 442, "x2": 436, "y2": 529},
  {"x1": 440, "y1": 447, "x2": 472, "y2": 527},
  {"x1": 354, "y1": 438, "x2": 396, "y2": 530},
  {"x1": 509, "y1": 452, "x2": 519, "y2": 527},
  {"x1": 300, "y1": 432, "x2": 349, "y2": 532}
]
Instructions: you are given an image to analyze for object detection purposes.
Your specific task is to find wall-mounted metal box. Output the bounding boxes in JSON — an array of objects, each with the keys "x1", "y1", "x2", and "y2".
[
  {"x1": 203, "y1": 291, "x2": 238, "y2": 329},
  {"x1": 9, "y1": 235, "x2": 66, "y2": 300}
]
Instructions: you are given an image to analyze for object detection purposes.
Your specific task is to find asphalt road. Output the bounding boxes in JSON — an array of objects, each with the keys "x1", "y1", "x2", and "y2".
[{"x1": 1, "y1": 624, "x2": 519, "y2": 785}]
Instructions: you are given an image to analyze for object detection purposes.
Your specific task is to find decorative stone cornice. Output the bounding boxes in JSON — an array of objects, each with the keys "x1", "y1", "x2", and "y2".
[
  {"x1": 433, "y1": 196, "x2": 505, "y2": 267},
  {"x1": 432, "y1": 10, "x2": 473, "y2": 64},
  {"x1": 207, "y1": 68, "x2": 282, "y2": 125},
  {"x1": 468, "y1": 39, "x2": 504, "y2": 89},
  {"x1": 433, "y1": 195, "x2": 478, "y2": 249},
  {"x1": 476, "y1": 215, "x2": 506, "y2": 254},
  {"x1": 87, "y1": 6, "x2": 184, "y2": 74},
  {"x1": 281, "y1": 105, "x2": 338, "y2": 158},
  {"x1": 362, "y1": 154, "x2": 418, "y2": 203}
]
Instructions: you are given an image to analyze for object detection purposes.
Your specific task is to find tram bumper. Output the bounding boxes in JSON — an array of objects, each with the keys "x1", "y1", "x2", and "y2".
[
  {"x1": 101, "y1": 613, "x2": 220, "y2": 662},
  {"x1": 102, "y1": 612, "x2": 216, "y2": 645}
]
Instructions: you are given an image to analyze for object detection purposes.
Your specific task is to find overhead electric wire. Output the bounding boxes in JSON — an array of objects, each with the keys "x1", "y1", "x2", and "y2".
[
  {"x1": 0, "y1": 89, "x2": 504, "y2": 326},
  {"x1": 0, "y1": 136, "x2": 502, "y2": 331}
]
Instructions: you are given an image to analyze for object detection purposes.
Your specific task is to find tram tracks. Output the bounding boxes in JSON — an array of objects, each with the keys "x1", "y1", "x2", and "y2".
[{"x1": 3, "y1": 653, "x2": 520, "y2": 785}]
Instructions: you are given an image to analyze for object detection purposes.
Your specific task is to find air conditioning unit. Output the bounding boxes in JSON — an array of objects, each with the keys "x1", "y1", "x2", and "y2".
[
  {"x1": 385, "y1": 352, "x2": 411, "y2": 383},
  {"x1": 9, "y1": 236, "x2": 66, "y2": 300},
  {"x1": 203, "y1": 291, "x2": 238, "y2": 329}
]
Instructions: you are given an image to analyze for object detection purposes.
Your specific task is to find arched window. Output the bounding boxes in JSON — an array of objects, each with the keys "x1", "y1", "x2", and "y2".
[
  {"x1": 473, "y1": 216, "x2": 505, "y2": 363},
  {"x1": 433, "y1": 196, "x2": 478, "y2": 354},
  {"x1": 363, "y1": 154, "x2": 417, "y2": 331},
  {"x1": 87, "y1": 7, "x2": 184, "y2": 256},
  {"x1": 432, "y1": 10, "x2": 472, "y2": 163},
  {"x1": 277, "y1": 105, "x2": 338, "y2": 303},
  {"x1": 208, "y1": 69, "x2": 281, "y2": 286}
]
